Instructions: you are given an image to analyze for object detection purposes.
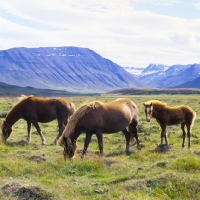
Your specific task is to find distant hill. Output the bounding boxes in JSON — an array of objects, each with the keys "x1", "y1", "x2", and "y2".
[
  {"x1": 0, "y1": 47, "x2": 145, "y2": 93},
  {"x1": 108, "y1": 88, "x2": 200, "y2": 95},
  {"x1": 0, "y1": 81, "x2": 79, "y2": 97}
]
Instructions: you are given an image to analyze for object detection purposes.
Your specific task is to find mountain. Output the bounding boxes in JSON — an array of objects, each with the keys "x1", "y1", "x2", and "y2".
[
  {"x1": 138, "y1": 64, "x2": 169, "y2": 88},
  {"x1": 141, "y1": 64, "x2": 168, "y2": 74},
  {"x1": 123, "y1": 67, "x2": 143, "y2": 76},
  {"x1": 173, "y1": 72, "x2": 200, "y2": 88},
  {"x1": 137, "y1": 64, "x2": 198, "y2": 88},
  {"x1": 160, "y1": 64, "x2": 200, "y2": 88},
  {"x1": 0, "y1": 47, "x2": 145, "y2": 93}
]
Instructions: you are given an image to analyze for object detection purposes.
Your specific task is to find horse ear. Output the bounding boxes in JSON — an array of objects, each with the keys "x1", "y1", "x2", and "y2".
[
  {"x1": 150, "y1": 102, "x2": 153, "y2": 107},
  {"x1": 143, "y1": 102, "x2": 146, "y2": 106}
]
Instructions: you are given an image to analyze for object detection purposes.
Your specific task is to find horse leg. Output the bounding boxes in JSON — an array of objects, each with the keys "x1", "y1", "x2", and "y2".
[
  {"x1": 32, "y1": 121, "x2": 46, "y2": 145},
  {"x1": 130, "y1": 122, "x2": 141, "y2": 150},
  {"x1": 122, "y1": 129, "x2": 131, "y2": 153},
  {"x1": 26, "y1": 121, "x2": 31, "y2": 143},
  {"x1": 52, "y1": 120, "x2": 65, "y2": 145},
  {"x1": 161, "y1": 125, "x2": 168, "y2": 145},
  {"x1": 181, "y1": 122, "x2": 186, "y2": 148},
  {"x1": 95, "y1": 130, "x2": 104, "y2": 156},
  {"x1": 81, "y1": 132, "x2": 92, "y2": 158},
  {"x1": 186, "y1": 122, "x2": 191, "y2": 149}
]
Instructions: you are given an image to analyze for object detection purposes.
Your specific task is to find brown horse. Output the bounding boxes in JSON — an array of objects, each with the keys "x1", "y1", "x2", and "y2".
[
  {"x1": 143, "y1": 100, "x2": 196, "y2": 148},
  {"x1": 59, "y1": 98, "x2": 140, "y2": 159},
  {"x1": 1, "y1": 95, "x2": 75, "y2": 145}
]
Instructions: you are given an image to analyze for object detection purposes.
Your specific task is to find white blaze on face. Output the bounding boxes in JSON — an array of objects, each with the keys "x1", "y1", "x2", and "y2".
[{"x1": 146, "y1": 106, "x2": 151, "y2": 122}]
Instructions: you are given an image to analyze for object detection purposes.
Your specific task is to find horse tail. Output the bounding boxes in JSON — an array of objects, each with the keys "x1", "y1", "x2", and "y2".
[
  {"x1": 69, "y1": 102, "x2": 76, "y2": 115},
  {"x1": 128, "y1": 126, "x2": 135, "y2": 144},
  {"x1": 127, "y1": 121, "x2": 138, "y2": 144},
  {"x1": 191, "y1": 111, "x2": 196, "y2": 129},
  {"x1": 127, "y1": 101, "x2": 139, "y2": 144}
]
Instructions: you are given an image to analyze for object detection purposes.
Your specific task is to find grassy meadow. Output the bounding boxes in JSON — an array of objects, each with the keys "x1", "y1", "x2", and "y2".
[{"x1": 0, "y1": 94, "x2": 200, "y2": 199}]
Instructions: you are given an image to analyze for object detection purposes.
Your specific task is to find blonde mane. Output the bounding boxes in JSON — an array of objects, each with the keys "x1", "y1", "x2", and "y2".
[
  {"x1": 18, "y1": 95, "x2": 33, "y2": 102},
  {"x1": 65, "y1": 101, "x2": 102, "y2": 137},
  {"x1": 145, "y1": 100, "x2": 167, "y2": 107}
]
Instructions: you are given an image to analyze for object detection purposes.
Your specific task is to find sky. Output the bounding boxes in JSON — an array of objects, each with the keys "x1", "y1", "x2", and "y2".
[{"x1": 0, "y1": 0, "x2": 200, "y2": 68}]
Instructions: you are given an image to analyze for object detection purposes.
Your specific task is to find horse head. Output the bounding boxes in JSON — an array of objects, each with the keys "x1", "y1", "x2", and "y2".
[
  {"x1": 1, "y1": 121, "x2": 12, "y2": 142},
  {"x1": 61, "y1": 137, "x2": 77, "y2": 159},
  {"x1": 143, "y1": 102, "x2": 153, "y2": 122}
]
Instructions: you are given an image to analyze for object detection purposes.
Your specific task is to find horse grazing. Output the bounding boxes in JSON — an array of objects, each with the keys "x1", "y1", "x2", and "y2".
[
  {"x1": 143, "y1": 100, "x2": 196, "y2": 148},
  {"x1": 1, "y1": 95, "x2": 75, "y2": 145},
  {"x1": 59, "y1": 98, "x2": 140, "y2": 159}
]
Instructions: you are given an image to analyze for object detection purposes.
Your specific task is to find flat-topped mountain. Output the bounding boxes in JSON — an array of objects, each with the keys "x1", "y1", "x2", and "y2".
[{"x1": 0, "y1": 47, "x2": 144, "y2": 93}]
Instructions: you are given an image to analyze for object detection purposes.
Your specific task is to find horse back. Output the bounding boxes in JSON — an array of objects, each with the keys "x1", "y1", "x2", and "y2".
[
  {"x1": 20, "y1": 97, "x2": 73, "y2": 122},
  {"x1": 166, "y1": 105, "x2": 196, "y2": 125},
  {"x1": 81, "y1": 99, "x2": 138, "y2": 133}
]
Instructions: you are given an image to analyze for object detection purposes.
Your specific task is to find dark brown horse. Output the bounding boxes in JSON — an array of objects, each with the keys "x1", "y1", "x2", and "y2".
[
  {"x1": 143, "y1": 100, "x2": 196, "y2": 148},
  {"x1": 59, "y1": 98, "x2": 140, "y2": 159},
  {"x1": 1, "y1": 95, "x2": 75, "y2": 145}
]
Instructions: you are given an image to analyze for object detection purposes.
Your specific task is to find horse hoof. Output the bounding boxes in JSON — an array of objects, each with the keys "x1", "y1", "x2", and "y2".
[
  {"x1": 24, "y1": 140, "x2": 29, "y2": 144},
  {"x1": 159, "y1": 144, "x2": 168, "y2": 147},
  {"x1": 126, "y1": 151, "x2": 131, "y2": 155},
  {"x1": 41, "y1": 139, "x2": 46, "y2": 145},
  {"x1": 81, "y1": 154, "x2": 85, "y2": 159},
  {"x1": 137, "y1": 145, "x2": 142, "y2": 150}
]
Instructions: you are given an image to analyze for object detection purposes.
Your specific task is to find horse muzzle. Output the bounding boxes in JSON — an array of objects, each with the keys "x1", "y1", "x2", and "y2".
[
  {"x1": 146, "y1": 118, "x2": 151, "y2": 122},
  {"x1": 1, "y1": 133, "x2": 7, "y2": 142}
]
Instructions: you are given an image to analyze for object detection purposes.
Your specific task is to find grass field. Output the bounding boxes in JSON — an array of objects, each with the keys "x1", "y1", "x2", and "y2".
[{"x1": 0, "y1": 94, "x2": 200, "y2": 200}]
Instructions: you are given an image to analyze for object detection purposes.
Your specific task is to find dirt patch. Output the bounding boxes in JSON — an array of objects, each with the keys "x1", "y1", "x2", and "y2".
[
  {"x1": 28, "y1": 154, "x2": 47, "y2": 163},
  {"x1": 9, "y1": 140, "x2": 28, "y2": 146},
  {"x1": 125, "y1": 172, "x2": 179, "y2": 191},
  {"x1": 152, "y1": 144, "x2": 171, "y2": 153},
  {"x1": 154, "y1": 161, "x2": 168, "y2": 168},
  {"x1": 1, "y1": 181, "x2": 53, "y2": 200},
  {"x1": 194, "y1": 150, "x2": 200, "y2": 156}
]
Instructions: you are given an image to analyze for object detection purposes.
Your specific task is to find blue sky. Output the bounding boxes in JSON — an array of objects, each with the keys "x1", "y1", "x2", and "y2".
[{"x1": 0, "y1": 0, "x2": 200, "y2": 68}]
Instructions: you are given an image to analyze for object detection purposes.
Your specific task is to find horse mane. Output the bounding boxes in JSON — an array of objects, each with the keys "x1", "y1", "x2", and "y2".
[
  {"x1": 64, "y1": 101, "x2": 102, "y2": 137},
  {"x1": 5, "y1": 95, "x2": 33, "y2": 118},
  {"x1": 16, "y1": 95, "x2": 33, "y2": 105},
  {"x1": 146, "y1": 100, "x2": 167, "y2": 107},
  {"x1": 18, "y1": 95, "x2": 33, "y2": 102}
]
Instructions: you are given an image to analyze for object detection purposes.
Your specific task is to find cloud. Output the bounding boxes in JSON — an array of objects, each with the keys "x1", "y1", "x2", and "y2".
[
  {"x1": 169, "y1": 32, "x2": 196, "y2": 45},
  {"x1": 132, "y1": 0, "x2": 179, "y2": 6},
  {"x1": 194, "y1": 2, "x2": 200, "y2": 9},
  {"x1": 0, "y1": 0, "x2": 200, "y2": 67}
]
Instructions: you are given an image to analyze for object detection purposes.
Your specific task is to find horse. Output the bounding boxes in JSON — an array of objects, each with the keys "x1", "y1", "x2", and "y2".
[
  {"x1": 143, "y1": 100, "x2": 196, "y2": 148},
  {"x1": 59, "y1": 98, "x2": 141, "y2": 159},
  {"x1": 1, "y1": 95, "x2": 75, "y2": 145}
]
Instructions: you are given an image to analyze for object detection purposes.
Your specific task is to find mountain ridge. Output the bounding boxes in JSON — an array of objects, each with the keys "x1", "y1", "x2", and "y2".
[
  {"x1": 1, "y1": 46, "x2": 199, "y2": 92},
  {"x1": 126, "y1": 63, "x2": 200, "y2": 88},
  {"x1": 0, "y1": 46, "x2": 145, "y2": 93}
]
